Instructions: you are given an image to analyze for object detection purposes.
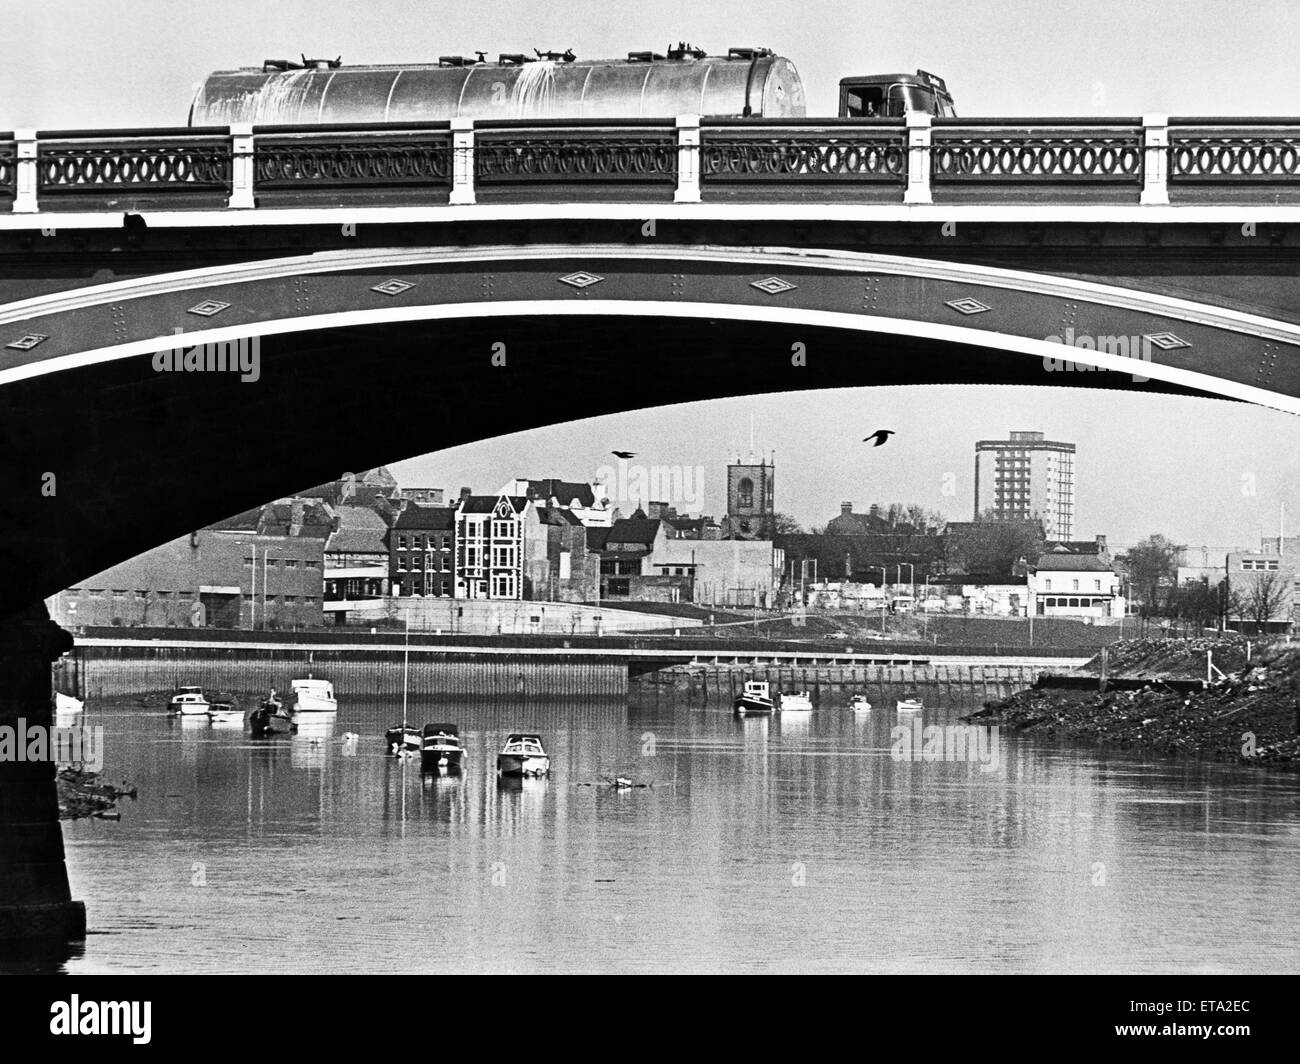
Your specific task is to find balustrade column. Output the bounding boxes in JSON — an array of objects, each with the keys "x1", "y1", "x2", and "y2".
[
  {"x1": 12, "y1": 129, "x2": 38, "y2": 214},
  {"x1": 1141, "y1": 113, "x2": 1170, "y2": 206},
  {"x1": 903, "y1": 114, "x2": 932, "y2": 205},
  {"x1": 674, "y1": 114, "x2": 702, "y2": 204},
  {"x1": 228, "y1": 123, "x2": 255, "y2": 209},
  {"x1": 449, "y1": 118, "x2": 476, "y2": 205}
]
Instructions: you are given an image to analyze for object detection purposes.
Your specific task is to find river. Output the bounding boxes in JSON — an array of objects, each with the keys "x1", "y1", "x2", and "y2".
[{"x1": 50, "y1": 691, "x2": 1300, "y2": 974}]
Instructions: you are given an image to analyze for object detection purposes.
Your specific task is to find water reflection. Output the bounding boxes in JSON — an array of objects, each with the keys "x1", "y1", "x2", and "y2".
[{"x1": 47, "y1": 690, "x2": 1300, "y2": 974}]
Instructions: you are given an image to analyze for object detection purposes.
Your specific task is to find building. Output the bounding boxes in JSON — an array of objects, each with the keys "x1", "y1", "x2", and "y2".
[
  {"x1": 648, "y1": 502, "x2": 723, "y2": 540},
  {"x1": 396, "y1": 486, "x2": 445, "y2": 505},
  {"x1": 1225, "y1": 551, "x2": 1295, "y2": 632},
  {"x1": 299, "y1": 466, "x2": 400, "y2": 509},
  {"x1": 723, "y1": 454, "x2": 775, "y2": 540},
  {"x1": 454, "y1": 493, "x2": 547, "y2": 600},
  {"x1": 536, "y1": 506, "x2": 601, "y2": 602},
  {"x1": 588, "y1": 514, "x2": 676, "y2": 600},
  {"x1": 51, "y1": 501, "x2": 329, "y2": 630},
  {"x1": 653, "y1": 537, "x2": 782, "y2": 608},
  {"x1": 323, "y1": 505, "x2": 391, "y2": 622},
  {"x1": 498, "y1": 477, "x2": 615, "y2": 526},
  {"x1": 388, "y1": 504, "x2": 456, "y2": 599},
  {"x1": 975, "y1": 430, "x2": 1076, "y2": 538},
  {"x1": 1028, "y1": 553, "x2": 1125, "y2": 619}
]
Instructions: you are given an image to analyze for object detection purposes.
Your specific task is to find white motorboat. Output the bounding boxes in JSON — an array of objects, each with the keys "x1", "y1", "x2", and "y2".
[
  {"x1": 779, "y1": 691, "x2": 813, "y2": 712},
  {"x1": 849, "y1": 695, "x2": 872, "y2": 712},
  {"x1": 169, "y1": 686, "x2": 210, "y2": 716},
  {"x1": 289, "y1": 677, "x2": 337, "y2": 715},
  {"x1": 733, "y1": 680, "x2": 776, "y2": 715},
  {"x1": 896, "y1": 698, "x2": 924, "y2": 713},
  {"x1": 421, "y1": 724, "x2": 467, "y2": 770},
  {"x1": 497, "y1": 733, "x2": 550, "y2": 777}
]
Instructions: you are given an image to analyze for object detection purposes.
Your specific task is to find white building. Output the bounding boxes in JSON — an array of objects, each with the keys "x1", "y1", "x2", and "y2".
[
  {"x1": 1029, "y1": 555, "x2": 1126, "y2": 618},
  {"x1": 496, "y1": 478, "x2": 614, "y2": 527}
]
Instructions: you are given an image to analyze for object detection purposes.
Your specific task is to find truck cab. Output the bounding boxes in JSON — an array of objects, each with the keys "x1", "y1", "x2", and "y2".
[{"x1": 838, "y1": 69, "x2": 955, "y2": 118}]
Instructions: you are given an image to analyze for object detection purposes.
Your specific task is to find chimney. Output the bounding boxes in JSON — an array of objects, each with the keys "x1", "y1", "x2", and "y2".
[
  {"x1": 869, "y1": 504, "x2": 880, "y2": 519},
  {"x1": 1096, "y1": 534, "x2": 1107, "y2": 551},
  {"x1": 841, "y1": 502, "x2": 853, "y2": 515},
  {"x1": 459, "y1": 486, "x2": 472, "y2": 502}
]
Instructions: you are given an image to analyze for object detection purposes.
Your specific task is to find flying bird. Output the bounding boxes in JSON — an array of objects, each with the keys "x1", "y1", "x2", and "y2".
[
  {"x1": 611, "y1": 450, "x2": 637, "y2": 459},
  {"x1": 863, "y1": 430, "x2": 895, "y2": 447}
]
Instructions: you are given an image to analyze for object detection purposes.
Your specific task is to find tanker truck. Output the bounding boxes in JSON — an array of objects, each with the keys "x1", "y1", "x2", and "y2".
[{"x1": 187, "y1": 45, "x2": 955, "y2": 126}]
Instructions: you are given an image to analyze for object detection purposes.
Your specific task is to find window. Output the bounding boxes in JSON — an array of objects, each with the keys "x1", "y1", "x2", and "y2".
[
  {"x1": 492, "y1": 545, "x2": 517, "y2": 568},
  {"x1": 1072, "y1": 579, "x2": 1079, "y2": 591},
  {"x1": 398, "y1": 536, "x2": 408, "y2": 549},
  {"x1": 396, "y1": 557, "x2": 407, "y2": 572},
  {"x1": 1045, "y1": 579, "x2": 1052, "y2": 591},
  {"x1": 285, "y1": 559, "x2": 297, "y2": 568},
  {"x1": 305, "y1": 559, "x2": 319, "y2": 569},
  {"x1": 1094, "y1": 580, "x2": 1102, "y2": 591},
  {"x1": 492, "y1": 520, "x2": 514, "y2": 540},
  {"x1": 738, "y1": 478, "x2": 754, "y2": 508}
]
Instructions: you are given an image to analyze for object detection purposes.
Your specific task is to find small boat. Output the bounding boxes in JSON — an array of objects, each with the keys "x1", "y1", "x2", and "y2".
[
  {"x1": 779, "y1": 691, "x2": 813, "y2": 712},
  {"x1": 168, "y1": 686, "x2": 209, "y2": 716},
  {"x1": 249, "y1": 693, "x2": 291, "y2": 737},
  {"x1": 207, "y1": 697, "x2": 244, "y2": 725},
  {"x1": 896, "y1": 698, "x2": 924, "y2": 713},
  {"x1": 849, "y1": 695, "x2": 872, "y2": 712},
  {"x1": 386, "y1": 725, "x2": 421, "y2": 755},
  {"x1": 421, "y1": 723, "x2": 466, "y2": 771},
  {"x1": 54, "y1": 691, "x2": 84, "y2": 720},
  {"x1": 733, "y1": 680, "x2": 776, "y2": 716},
  {"x1": 289, "y1": 677, "x2": 337, "y2": 716},
  {"x1": 496, "y1": 733, "x2": 550, "y2": 777}
]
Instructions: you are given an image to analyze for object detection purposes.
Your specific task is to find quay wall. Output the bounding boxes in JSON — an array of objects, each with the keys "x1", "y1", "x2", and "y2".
[
  {"x1": 60, "y1": 645, "x2": 627, "y2": 701},
  {"x1": 636, "y1": 662, "x2": 1042, "y2": 709}
]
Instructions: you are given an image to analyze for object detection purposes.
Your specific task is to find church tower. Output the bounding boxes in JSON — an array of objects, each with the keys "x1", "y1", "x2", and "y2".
[{"x1": 725, "y1": 453, "x2": 775, "y2": 539}]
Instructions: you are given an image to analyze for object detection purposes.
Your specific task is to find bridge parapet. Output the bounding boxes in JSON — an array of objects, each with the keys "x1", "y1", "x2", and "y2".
[{"x1": 5, "y1": 115, "x2": 1300, "y2": 213}]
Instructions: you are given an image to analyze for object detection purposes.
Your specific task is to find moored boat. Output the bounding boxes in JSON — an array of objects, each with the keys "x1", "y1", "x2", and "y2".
[
  {"x1": 54, "y1": 691, "x2": 84, "y2": 720},
  {"x1": 496, "y1": 733, "x2": 549, "y2": 777},
  {"x1": 207, "y1": 696, "x2": 244, "y2": 725},
  {"x1": 896, "y1": 697, "x2": 924, "y2": 713},
  {"x1": 249, "y1": 692, "x2": 291, "y2": 736},
  {"x1": 421, "y1": 723, "x2": 466, "y2": 771},
  {"x1": 169, "y1": 686, "x2": 210, "y2": 716},
  {"x1": 849, "y1": 695, "x2": 872, "y2": 712},
  {"x1": 386, "y1": 724, "x2": 422, "y2": 754},
  {"x1": 733, "y1": 680, "x2": 777, "y2": 716},
  {"x1": 779, "y1": 691, "x2": 813, "y2": 712},
  {"x1": 289, "y1": 677, "x2": 337, "y2": 716}
]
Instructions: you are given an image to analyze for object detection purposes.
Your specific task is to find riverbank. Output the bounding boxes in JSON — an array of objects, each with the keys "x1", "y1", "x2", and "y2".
[{"x1": 964, "y1": 637, "x2": 1300, "y2": 766}]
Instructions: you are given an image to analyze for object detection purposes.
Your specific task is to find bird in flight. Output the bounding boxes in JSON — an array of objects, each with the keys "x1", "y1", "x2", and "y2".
[
  {"x1": 611, "y1": 450, "x2": 637, "y2": 459},
  {"x1": 863, "y1": 430, "x2": 895, "y2": 447}
]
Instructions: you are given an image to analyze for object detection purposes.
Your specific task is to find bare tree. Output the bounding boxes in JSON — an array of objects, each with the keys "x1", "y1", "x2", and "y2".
[{"x1": 1244, "y1": 569, "x2": 1289, "y2": 632}]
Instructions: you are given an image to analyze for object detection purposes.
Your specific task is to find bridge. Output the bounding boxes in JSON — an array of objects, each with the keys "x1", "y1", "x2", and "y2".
[{"x1": 4, "y1": 112, "x2": 1300, "y2": 951}]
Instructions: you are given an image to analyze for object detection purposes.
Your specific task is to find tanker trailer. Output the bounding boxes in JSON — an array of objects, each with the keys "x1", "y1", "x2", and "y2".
[{"x1": 187, "y1": 46, "x2": 806, "y2": 125}]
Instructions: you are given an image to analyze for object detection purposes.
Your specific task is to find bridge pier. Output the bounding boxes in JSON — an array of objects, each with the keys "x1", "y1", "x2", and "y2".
[{"x1": 0, "y1": 603, "x2": 85, "y2": 951}]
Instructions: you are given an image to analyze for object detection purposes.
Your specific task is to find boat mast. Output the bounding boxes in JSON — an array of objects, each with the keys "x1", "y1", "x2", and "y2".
[{"x1": 402, "y1": 610, "x2": 410, "y2": 729}]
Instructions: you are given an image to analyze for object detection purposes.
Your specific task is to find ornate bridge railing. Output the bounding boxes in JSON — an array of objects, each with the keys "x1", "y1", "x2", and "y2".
[
  {"x1": 251, "y1": 124, "x2": 453, "y2": 206},
  {"x1": 6, "y1": 115, "x2": 1300, "y2": 212}
]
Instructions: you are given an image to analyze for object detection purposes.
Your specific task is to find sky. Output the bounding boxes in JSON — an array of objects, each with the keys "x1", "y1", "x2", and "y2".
[
  {"x1": 5, "y1": 0, "x2": 1300, "y2": 127},
  {"x1": 5, "y1": 1, "x2": 1300, "y2": 555}
]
